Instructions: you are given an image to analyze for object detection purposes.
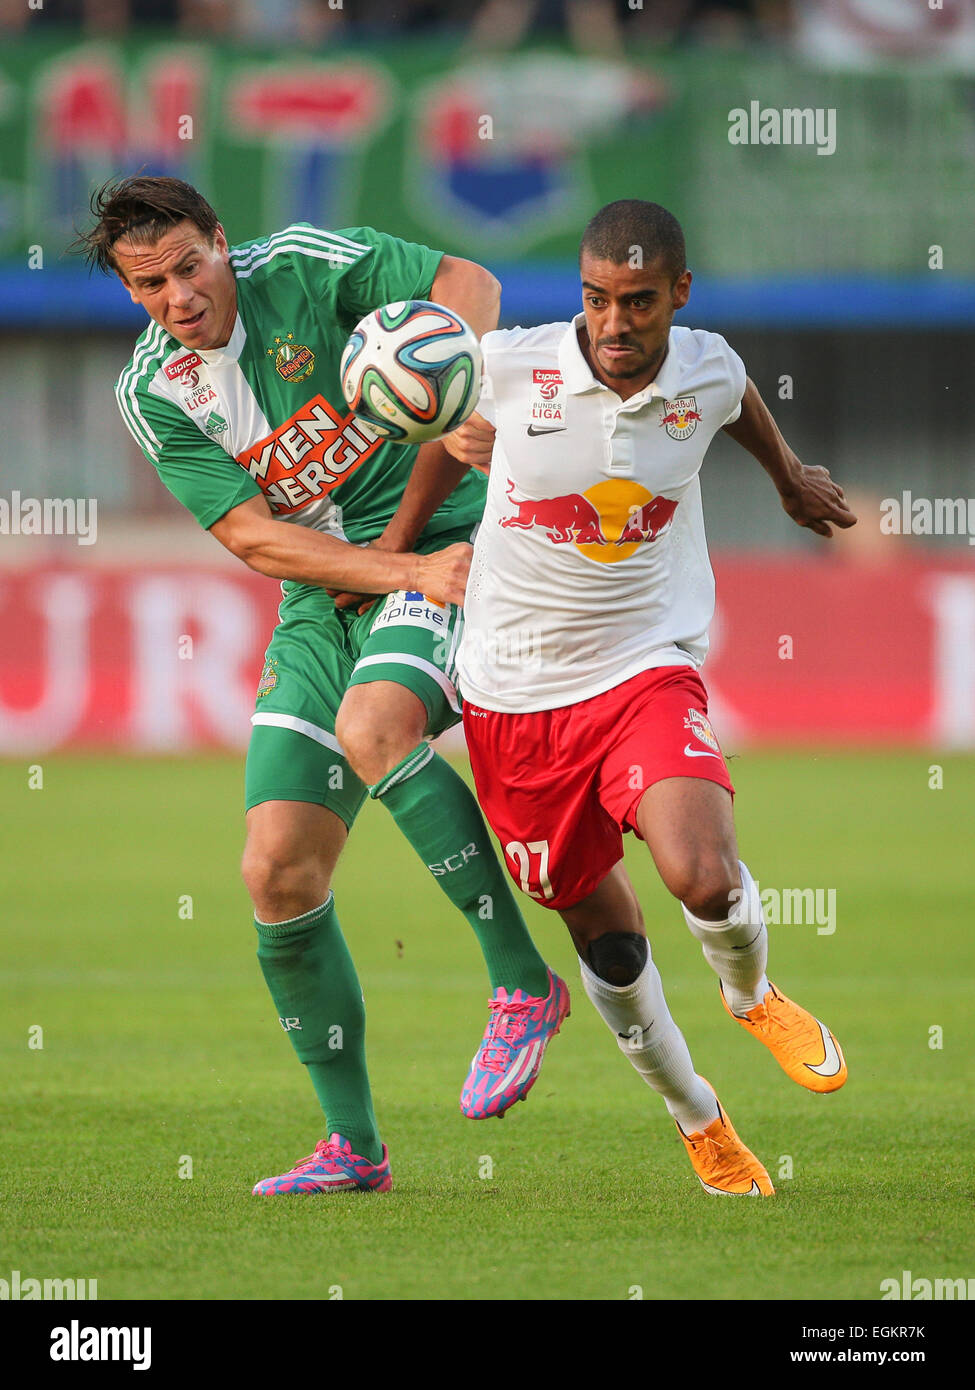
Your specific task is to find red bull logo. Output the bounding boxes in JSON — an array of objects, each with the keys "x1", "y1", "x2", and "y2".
[
  {"x1": 659, "y1": 396, "x2": 703, "y2": 440},
  {"x1": 684, "y1": 707, "x2": 720, "y2": 753},
  {"x1": 500, "y1": 479, "x2": 677, "y2": 564}
]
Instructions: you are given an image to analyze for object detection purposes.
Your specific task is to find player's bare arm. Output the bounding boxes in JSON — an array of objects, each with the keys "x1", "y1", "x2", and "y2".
[
  {"x1": 330, "y1": 255, "x2": 498, "y2": 609},
  {"x1": 329, "y1": 438, "x2": 472, "y2": 610},
  {"x1": 429, "y1": 255, "x2": 501, "y2": 340},
  {"x1": 385, "y1": 256, "x2": 499, "y2": 488},
  {"x1": 723, "y1": 377, "x2": 857, "y2": 538},
  {"x1": 209, "y1": 494, "x2": 472, "y2": 605},
  {"x1": 442, "y1": 410, "x2": 496, "y2": 471}
]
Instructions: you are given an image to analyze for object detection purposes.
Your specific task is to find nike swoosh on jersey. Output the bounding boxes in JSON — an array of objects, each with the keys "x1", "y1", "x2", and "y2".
[
  {"x1": 526, "y1": 424, "x2": 566, "y2": 435},
  {"x1": 805, "y1": 1020, "x2": 844, "y2": 1077},
  {"x1": 684, "y1": 743, "x2": 721, "y2": 759}
]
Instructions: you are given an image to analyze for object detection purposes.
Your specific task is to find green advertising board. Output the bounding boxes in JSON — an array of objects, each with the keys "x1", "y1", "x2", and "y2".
[{"x1": 0, "y1": 34, "x2": 971, "y2": 276}]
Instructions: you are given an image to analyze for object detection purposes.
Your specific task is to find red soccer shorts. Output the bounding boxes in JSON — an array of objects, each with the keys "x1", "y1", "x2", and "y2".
[{"x1": 463, "y1": 665, "x2": 734, "y2": 911}]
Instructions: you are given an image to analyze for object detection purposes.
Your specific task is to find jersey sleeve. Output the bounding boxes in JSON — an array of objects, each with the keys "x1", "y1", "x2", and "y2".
[
  {"x1": 718, "y1": 335, "x2": 748, "y2": 426},
  {"x1": 117, "y1": 379, "x2": 261, "y2": 530},
  {"x1": 474, "y1": 328, "x2": 513, "y2": 427},
  {"x1": 329, "y1": 225, "x2": 444, "y2": 321},
  {"x1": 475, "y1": 364, "x2": 497, "y2": 427}
]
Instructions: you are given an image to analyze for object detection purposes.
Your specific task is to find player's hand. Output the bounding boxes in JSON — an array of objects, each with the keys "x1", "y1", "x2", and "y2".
[
  {"x1": 328, "y1": 534, "x2": 400, "y2": 614},
  {"x1": 443, "y1": 411, "x2": 496, "y2": 473},
  {"x1": 412, "y1": 542, "x2": 473, "y2": 607},
  {"x1": 779, "y1": 465, "x2": 858, "y2": 538}
]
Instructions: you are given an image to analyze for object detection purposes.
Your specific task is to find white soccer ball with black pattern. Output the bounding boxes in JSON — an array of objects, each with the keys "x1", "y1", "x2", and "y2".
[{"x1": 340, "y1": 300, "x2": 482, "y2": 444}]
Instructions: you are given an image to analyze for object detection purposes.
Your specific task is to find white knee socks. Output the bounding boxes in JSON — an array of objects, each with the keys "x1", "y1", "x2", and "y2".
[
  {"x1": 681, "y1": 860, "x2": 770, "y2": 1015},
  {"x1": 579, "y1": 949, "x2": 719, "y2": 1136}
]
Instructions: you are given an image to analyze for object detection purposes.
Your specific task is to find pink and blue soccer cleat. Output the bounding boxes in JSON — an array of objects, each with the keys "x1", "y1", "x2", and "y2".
[
  {"x1": 461, "y1": 967, "x2": 570, "y2": 1119},
  {"x1": 252, "y1": 1133, "x2": 392, "y2": 1195}
]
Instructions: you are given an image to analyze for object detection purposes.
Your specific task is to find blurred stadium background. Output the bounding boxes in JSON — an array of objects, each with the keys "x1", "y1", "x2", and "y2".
[{"x1": 1, "y1": 0, "x2": 974, "y2": 754}]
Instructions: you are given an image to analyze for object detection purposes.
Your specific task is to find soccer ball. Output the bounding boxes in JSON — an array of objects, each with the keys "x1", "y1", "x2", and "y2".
[{"x1": 340, "y1": 300, "x2": 482, "y2": 443}]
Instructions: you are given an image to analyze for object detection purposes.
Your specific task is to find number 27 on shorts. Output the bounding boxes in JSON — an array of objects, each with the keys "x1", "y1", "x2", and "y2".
[{"x1": 504, "y1": 839, "x2": 554, "y2": 900}]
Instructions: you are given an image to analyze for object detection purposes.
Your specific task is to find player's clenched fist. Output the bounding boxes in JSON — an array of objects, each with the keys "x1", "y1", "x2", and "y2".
[
  {"x1": 444, "y1": 411, "x2": 496, "y2": 472},
  {"x1": 779, "y1": 464, "x2": 858, "y2": 538},
  {"x1": 412, "y1": 542, "x2": 472, "y2": 606}
]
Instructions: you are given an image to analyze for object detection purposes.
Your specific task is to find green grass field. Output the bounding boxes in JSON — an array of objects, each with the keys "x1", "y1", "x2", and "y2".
[{"x1": 1, "y1": 750, "x2": 972, "y2": 1301}]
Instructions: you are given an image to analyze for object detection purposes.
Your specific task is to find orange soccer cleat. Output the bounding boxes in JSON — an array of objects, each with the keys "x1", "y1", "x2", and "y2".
[
  {"x1": 721, "y1": 981, "x2": 848, "y2": 1094},
  {"x1": 676, "y1": 1083, "x2": 775, "y2": 1197}
]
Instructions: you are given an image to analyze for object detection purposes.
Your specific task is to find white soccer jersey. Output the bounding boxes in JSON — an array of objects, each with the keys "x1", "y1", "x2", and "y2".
[{"x1": 455, "y1": 315, "x2": 746, "y2": 713}]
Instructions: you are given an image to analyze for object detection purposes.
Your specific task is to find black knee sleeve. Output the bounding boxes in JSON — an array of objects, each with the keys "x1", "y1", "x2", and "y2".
[{"x1": 586, "y1": 932, "x2": 648, "y2": 987}]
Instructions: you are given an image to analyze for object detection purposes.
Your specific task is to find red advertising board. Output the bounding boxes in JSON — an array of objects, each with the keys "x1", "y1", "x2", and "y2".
[{"x1": 1, "y1": 556, "x2": 973, "y2": 752}]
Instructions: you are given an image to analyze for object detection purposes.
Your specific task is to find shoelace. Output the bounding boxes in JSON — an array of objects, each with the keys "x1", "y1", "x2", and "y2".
[
  {"x1": 694, "y1": 1130, "x2": 726, "y2": 1165},
  {"x1": 478, "y1": 998, "x2": 533, "y2": 1072},
  {"x1": 291, "y1": 1138, "x2": 347, "y2": 1173},
  {"x1": 754, "y1": 993, "x2": 818, "y2": 1064},
  {"x1": 693, "y1": 1126, "x2": 754, "y2": 1183}
]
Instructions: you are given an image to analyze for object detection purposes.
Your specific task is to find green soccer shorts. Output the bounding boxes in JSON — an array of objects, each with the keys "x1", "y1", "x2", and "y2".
[{"x1": 244, "y1": 545, "x2": 468, "y2": 825}]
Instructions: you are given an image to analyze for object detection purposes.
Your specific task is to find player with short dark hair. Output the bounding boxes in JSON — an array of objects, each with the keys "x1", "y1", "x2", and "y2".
[
  {"x1": 80, "y1": 176, "x2": 568, "y2": 1197},
  {"x1": 444, "y1": 198, "x2": 856, "y2": 1196},
  {"x1": 579, "y1": 198, "x2": 686, "y2": 282}
]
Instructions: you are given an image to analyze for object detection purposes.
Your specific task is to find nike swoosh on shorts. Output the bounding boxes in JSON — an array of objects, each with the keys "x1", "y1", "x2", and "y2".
[{"x1": 684, "y1": 744, "x2": 720, "y2": 759}]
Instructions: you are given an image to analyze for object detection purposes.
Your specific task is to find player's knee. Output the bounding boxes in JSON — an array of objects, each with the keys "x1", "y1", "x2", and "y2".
[
  {"x1": 673, "y1": 853, "x2": 741, "y2": 920},
  {"x1": 335, "y1": 704, "x2": 420, "y2": 786},
  {"x1": 586, "y1": 932, "x2": 648, "y2": 986},
  {"x1": 241, "y1": 840, "x2": 326, "y2": 918}
]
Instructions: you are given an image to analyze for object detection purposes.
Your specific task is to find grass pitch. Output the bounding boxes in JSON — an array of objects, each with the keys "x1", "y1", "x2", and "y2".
[{"x1": 1, "y1": 750, "x2": 972, "y2": 1301}]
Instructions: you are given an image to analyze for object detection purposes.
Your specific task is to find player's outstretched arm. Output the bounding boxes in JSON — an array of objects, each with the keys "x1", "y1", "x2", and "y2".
[
  {"x1": 430, "y1": 256, "x2": 501, "y2": 340},
  {"x1": 723, "y1": 377, "x2": 857, "y2": 538},
  {"x1": 329, "y1": 438, "x2": 470, "y2": 610},
  {"x1": 209, "y1": 495, "x2": 471, "y2": 604}
]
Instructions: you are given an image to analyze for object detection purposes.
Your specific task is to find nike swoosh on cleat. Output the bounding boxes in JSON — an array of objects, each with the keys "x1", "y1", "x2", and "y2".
[
  {"x1": 700, "y1": 1178, "x2": 762, "y2": 1196},
  {"x1": 683, "y1": 744, "x2": 720, "y2": 759},
  {"x1": 805, "y1": 1019, "x2": 843, "y2": 1077}
]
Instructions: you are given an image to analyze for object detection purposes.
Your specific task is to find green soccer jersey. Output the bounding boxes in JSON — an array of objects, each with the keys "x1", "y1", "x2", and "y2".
[{"x1": 115, "y1": 223, "x2": 486, "y2": 557}]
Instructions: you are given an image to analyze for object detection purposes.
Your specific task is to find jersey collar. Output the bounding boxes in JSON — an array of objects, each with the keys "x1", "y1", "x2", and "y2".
[
  {"x1": 559, "y1": 314, "x2": 682, "y2": 403},
  {"x1": 196, "y1": 313, "x2": 246, "y2": 366}
]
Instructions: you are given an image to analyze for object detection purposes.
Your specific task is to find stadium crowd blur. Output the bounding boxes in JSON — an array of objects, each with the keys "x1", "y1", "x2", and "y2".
[{"x1": 0, "y1": 0, "x2": 793, "y2": 47}]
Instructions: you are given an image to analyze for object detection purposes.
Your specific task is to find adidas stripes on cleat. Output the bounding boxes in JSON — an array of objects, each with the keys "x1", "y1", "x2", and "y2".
[{"x1": 461, "y1": 967, "x2": 570, "y2": 1119}]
